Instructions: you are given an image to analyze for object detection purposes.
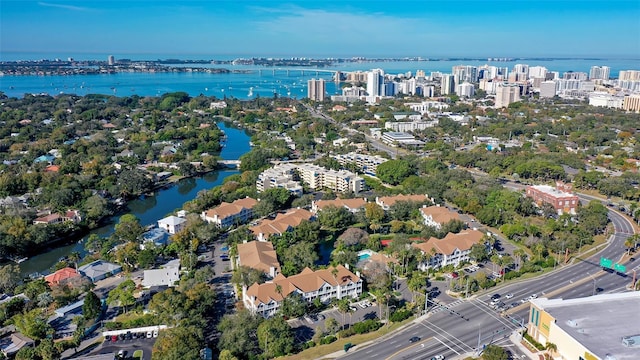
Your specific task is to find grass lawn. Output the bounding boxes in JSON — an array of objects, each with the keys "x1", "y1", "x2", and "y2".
[{"x1": 280, "y1": 319, "x2": 413, "y2": 360}]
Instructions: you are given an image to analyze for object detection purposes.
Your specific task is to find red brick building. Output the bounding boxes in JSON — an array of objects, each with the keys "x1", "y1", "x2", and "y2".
[{"x1": 525, "y1": 181, "x2": 579, "y2": 215}]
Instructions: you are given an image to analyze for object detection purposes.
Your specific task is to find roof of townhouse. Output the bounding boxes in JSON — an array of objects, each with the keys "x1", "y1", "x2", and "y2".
[
  {"x1": 313, "y1": 198, "x2": 367, "y2": 211},
  {"x1": 412, "y1": 229, "x2": 484, "y2": 256},
  {"x1": 44, "y1": 267, "x2": 80, "y2": 285},
  {"x1": 245, "y1": 265, "x2": 359, "y2": 304},
  {"x1": 250, "y1": 208, "x2": 313, "y2": 238},
  {"x1": 203, "y1": 197, "x2": 258, "y2": 220},
  {"x1": 237, "y1": 241, "x2": 281, "y2": 274},
  {"x1": 34, "y1": 213, "x2": 61, "y2": 223},
  {"x1": 376, "y1": 194, "x2": 429, "y2": 207},
  {"x1": 419, "y1": 205, "x2": 461, "y2": 224},
  {"x1": 157, "y1": 215, "x2": 186, "y2": 226}
]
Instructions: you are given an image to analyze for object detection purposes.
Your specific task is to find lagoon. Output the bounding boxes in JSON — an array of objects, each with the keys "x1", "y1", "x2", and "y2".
[{"x1": 18, "y1": 122, "x2": 250, "y2": 277}]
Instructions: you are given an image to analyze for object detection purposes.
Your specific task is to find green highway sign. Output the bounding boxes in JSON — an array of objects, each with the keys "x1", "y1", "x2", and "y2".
[
  {"x1": 614, "y1": 263, "x2": 627, "y2": 272},
  {"x1": 600, "y1": 257, "x2": 613, "y2": 268}
]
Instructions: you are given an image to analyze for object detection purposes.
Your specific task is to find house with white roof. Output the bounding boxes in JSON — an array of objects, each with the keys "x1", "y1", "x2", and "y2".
[
  {"x1": 157, "y1": 215, "x2": 186, "y2": 235},
  {"x1": 142, "y1": 259, "x2": 181, "y2": 287}
]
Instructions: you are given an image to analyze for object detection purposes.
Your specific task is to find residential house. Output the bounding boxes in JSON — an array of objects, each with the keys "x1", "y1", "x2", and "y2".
[
  {"x1": 140, "y1": 228, "x2": 170, "y2": 249},
  {"x1": 236, "y1": 241, "x2": 281, "y2": 278},
  {"x1": 201, "y1": 197, "x2": 258, "y2": 228},
  {"x1": 420, "y1": 205, "x2": 461, "y2": 230},
  {"x1": 243, "y1": 265, "x2": 362, "y2": 318},
  {"x1": 78, "y1": 260, "x2": 122, "y2": 282},
  {"x1": 413, "y1": 230, "x2": 485, "y2": 269},
  {"x1": 375, "y1": 194, "x2": 430, "y2": 211},
  {"x1": 33, "y1": 210, "x2": 81, "y2": 225},
  {"x1": 142, "y1": 259, "x2": 180, "y2": 287},
  {"x1": 0, "y1": 333, "x2": 34, "y2": 357},
  {"x1": 250, "y1": 208, "x2": 314, "y2": 241},
  {"x1": 44, "y1": 267, "x2": 80, "y2": 287},
  {"x1": 311, "y1": 198, "x2": 367, "y2": 213},
  {"x1": 157, "y1": 215, "x2": 186, "y2": 235}
]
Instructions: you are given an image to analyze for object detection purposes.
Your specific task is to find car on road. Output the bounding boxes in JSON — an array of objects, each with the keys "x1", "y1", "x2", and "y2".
[
  {"x1": 505, "y1": 293, "x2": 514, "y2": 299},
  {"x1": 528, "y1": 294, "x2": 538, "y2": 300},
  {"x1": 409, "y1": 336, "x2": 421, "y2": 343},
  {"x1": 430, "y1": 355, "x2": 445, "y2": 360},
  {"x1": 490, "y1": 293, "x2": 500, "y2": 300}
]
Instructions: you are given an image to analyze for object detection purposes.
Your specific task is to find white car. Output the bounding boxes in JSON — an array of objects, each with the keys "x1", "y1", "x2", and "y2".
[
  {"x1": 152, "y1": 330, "x2": 158, "y2": 338},
  {"x1": 528, "y1": 294, "x2": 538, "y2": 300},
  {"x1": 505, "y1": 293, "x2": 514, "y2": 299},
  {"x1": 358, "y1": 302, "x2": 368, "y2": 309}
]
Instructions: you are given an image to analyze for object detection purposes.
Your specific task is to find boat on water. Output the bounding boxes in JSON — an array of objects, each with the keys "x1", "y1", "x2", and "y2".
[{"x1": 248, "y1": 87, "x2": 253, "y2": 97}]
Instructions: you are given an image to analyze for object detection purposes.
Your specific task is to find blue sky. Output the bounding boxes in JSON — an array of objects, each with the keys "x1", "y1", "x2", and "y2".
[{"x1": 1, "y1": 0, "x2": 639, "y2": 58}]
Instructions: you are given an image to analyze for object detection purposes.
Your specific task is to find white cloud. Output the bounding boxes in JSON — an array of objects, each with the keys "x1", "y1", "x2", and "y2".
[{"x1": 38, "y1": 2, "x2": 91, "y2": 12}]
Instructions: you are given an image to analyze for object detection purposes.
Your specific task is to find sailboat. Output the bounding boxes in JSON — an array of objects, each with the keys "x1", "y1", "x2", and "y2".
[{"x1": 248, "y1": 87, "x2": 253, "y2": 97}]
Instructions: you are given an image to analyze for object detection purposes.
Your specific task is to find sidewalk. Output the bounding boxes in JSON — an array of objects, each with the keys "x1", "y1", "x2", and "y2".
[{"x1": 508, "y1": 331, "x2": 541, "y2": 360}]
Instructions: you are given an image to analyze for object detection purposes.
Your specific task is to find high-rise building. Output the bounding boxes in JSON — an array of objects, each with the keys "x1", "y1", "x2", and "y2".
[
  {"x1": 367, "y1": 69, "x2": 385, "y2": 97},
  {"x1": 456, "y1": 82, "x2": 475, "y2": 97},
  {"x1": 440, "y1": 74, "x2": 455, "y2": 95},
  {"x1": 563, "y1": 71, "x2": 588, "y2": 80},
  {"x1": 495, "y1": 83, "x2": 521, "y2": 108},
  {"x1": 589, "y1": 66, "x2": 610, "y2": 80},
  {"x1": 452, "y1": 65, "x2": 478, "y2": 84},
  {"x1": 618, "y1": 70, "x2": 640, "y2": 81},
  {"x1": 623, "y1": 94, "x2": 640, "y2": 112},
  {"x1": 529, "y1": 66, "x2": 548, "y2": 79},
  {"x1": 307, "y1": 78, "x2": 326, "y2": 101},
  {"x1": 539, "y1": 81, "x2": 557, "y2": 98},
  {"x1": 513, "y1": 64, "x2": 529, "y2": 78},
  {"x1": 107, "y1": 55, "x2": 115, "y2": 66}
]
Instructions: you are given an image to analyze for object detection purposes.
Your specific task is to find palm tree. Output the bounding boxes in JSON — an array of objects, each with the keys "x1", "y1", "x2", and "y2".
[
  {"x1": 625, "y1": 237, "x2": 636, "y2": 255},
  {"x1": 337, "y1": 298, "x2": 350, "y2": 331},
  {"x1": 513, "y1": 248, "x2": 526, "y2": 270},
  {"x1": 69, "y1": 251, "x2": 81, "y2": 272},
  {"x1": 544, "y1": 342, "x2": 557, "y2": 359}
]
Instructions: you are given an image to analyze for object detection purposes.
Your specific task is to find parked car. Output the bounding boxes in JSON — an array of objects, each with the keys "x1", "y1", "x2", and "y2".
[
  {"x1": 153, "y1": 330, "x2": 158, "y2": 338},
  {"x1": 146, "y1": 331, "x2": 153, "y2": 338},
  {"x1": 111, "y1": 335, "x2": 118, "y2": 342}
]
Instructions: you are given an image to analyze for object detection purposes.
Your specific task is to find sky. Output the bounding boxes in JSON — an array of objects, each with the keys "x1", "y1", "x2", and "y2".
[{"x1": 1, "y1": 0, "x2": 639, "y2": 59}]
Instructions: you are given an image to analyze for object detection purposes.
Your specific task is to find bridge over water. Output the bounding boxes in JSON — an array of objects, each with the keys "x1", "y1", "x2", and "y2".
[{"x1": 218, "y1": 159, "x2": 241, "y2": 168}]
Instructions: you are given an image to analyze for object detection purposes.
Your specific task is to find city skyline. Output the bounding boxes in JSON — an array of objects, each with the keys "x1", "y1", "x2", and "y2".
[{"x1": 1, "y1": 0, "x2": 639, "y2": 58}]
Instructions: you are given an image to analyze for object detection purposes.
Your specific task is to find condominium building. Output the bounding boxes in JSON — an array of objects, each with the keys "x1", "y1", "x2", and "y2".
[
  {"x1": 588, "y1": 92, "x2": 624, "y2": 109},
  {"x1": 539, "y1": 81, "x2": 557, "y2": 98},
  {"x1": 494, "y1": 83, "x2": 521, "y2": 108},
  {"x1": 589, "y1": 65, "x2": 610, "y2": 80},
  {"x1": 311, "y1": 198, "x2": 367, "y2": 213},
  {"x1": 250, "y1": 208, "x2": 314, "y2": 241},
  {"x1": 419, "y1": 205, "x2": 461, "y2": 230},
  {"x1": 384, "y1": 120, "x2": 438, "y2": 132},
  {"x1": 307, "y1": 78, "x2": 326, "y2": 101},
  {"x1": 623, "y1": 93, "x2": 640, "y2": 112},
  {"x1": 367, "y1": 69, "x2": 385, "y2": 97},
  {"x1": 619, "y1": 70, "x2": 640, "y2": 81},
  {"x1": 440, "y1": 74, "x2": 455, "y2": 95},
  {"x1": 243, "y1": 265, "x2": 362, "y2": 318},
  {"x1": 236, "y1": 240, "x2": 281, "y2": 278},
  {"x1": 406, "y1": 101, "x2": 450, "y2": 115},
  {"x1": 256, "y1": 164, "x2": 303, "y2": 196},
  {"x1": 452, "y1": 65, "x2": 478, "y2": 84},
  {"x1": 296, "y1": 164, "x2": 364, "y2": 194},
  {"x1": 455, "y1": 82, "x2": 475, "y2": 97},
  {"x1": 413, "y1": 230, "x2": 485, "y2": 269},
  {"x1": 375, "y1": 194, "x2": 430, "y2": 211},
  {"x1": 563, "y1": 71, "x2": 588, "y2": 81},
  {"x1": 201, "y1": 197, "x2": 258, "y2": 228},
  {"x1": 527, "y1": 292, "x2": 640, "y2": 360},
  {"x1": 333, "y1": 152, "x2": 388, "y2": 176},
  {"x1": 528, "y1": 66, "x2": 548, "y2": 79},
  {"x1": 525, "y1": 181, "x2": 579, "y2": 215}
]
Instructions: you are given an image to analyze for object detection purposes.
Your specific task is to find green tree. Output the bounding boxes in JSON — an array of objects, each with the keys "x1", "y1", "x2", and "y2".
[
  {"x1": 376, "y1": 160, "x2": 416, "y2": 185},
  {"x1": 36, "y1": 338, "x2": 58, "y2": 360},
  {"x1": 0, "y1": 264, "x2": 21, "y2": 294},
  {"x1": 106, "y1": 279, "x2": 136, "y2": 313},
  {"x1": 231, "y1": 266, "x2": 266, "y2": 288},
  {"x1": 279, "y1": 293, "x2": 308, "y2": 318},
  {"x1": 257, "y1": 316, "x2": 295, "y2": 358},
  {"x1": 364, "y1": 203, "x2": 385, "y2": 224},
  {"x1": 152, "y1": 326, "x2": 203, "y2": 360},
  {"x1": 469, "y1": 243, "x2": 488, "y2": 262},
  {"x1": 12, "y1": 308, "x2": 52, "y2": 340},
  {"x1": 482, "y1": 344, "x2": 509, "y2": 360},
  {"x1": 218, "y1": 350, "x2": 238, "y2": 360},
  {"x1": 217, "y1": 310, "x2": 263, "y2": 359},
  {"x1": 83, "y1": 291, "x2": 102, "y2": 321},
  {"x1": 113, "y1": 214, "x2": 144, "y2": 243},
  {"x1": 318, "y1": 206, "x2": 355, "y2": 230}
]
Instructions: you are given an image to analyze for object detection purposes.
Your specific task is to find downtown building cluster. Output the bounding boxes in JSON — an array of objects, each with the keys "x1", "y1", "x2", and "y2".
[{"x1": 308, "y1": 64, "x2": 640, "y2": 112}]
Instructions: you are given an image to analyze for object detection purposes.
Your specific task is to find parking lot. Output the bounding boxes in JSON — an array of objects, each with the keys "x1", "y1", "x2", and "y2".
[{"x1": 91, "y1": 335, "x2": 156, "y2": 360}]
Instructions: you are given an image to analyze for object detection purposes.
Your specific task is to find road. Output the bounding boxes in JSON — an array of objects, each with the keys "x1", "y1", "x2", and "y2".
[
  {"x1": 302, "y1": 104, "x2": 404, "y2": 159},
  {"x1": 340, "y1": 182, "x2": 637, "y2": 360}
]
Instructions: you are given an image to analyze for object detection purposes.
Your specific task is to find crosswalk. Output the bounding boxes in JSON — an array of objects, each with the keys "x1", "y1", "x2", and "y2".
[{"x1": 429, "y1": 299, "x2": 465, "y2": 314}]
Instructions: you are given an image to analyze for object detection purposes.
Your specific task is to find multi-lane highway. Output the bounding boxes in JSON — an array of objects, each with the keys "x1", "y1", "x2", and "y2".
[{"x1": 340, "y1": 186, "x2": 637, "y2": 360}]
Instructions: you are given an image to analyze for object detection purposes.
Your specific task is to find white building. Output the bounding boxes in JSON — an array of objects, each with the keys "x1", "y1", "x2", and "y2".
[
  {"x1": 528, "y1": 66, "x2": 548, "y2": 79},
  {"x1": 413, "y1": 230, "x2": 485, "y2": 269},
  {"x1": 385, "y1": 120, "x2": 438, "y2": 132},
  {"x1": 367, "y1": 69, "x2": 384, "y2": 97},
  {"x1": 243, "y1": 265, "x2": 362, "y2": 318},
  {"x1": 494, "y1": 83, "x2": 521, "y2": 108},
  {"x1": 256, "y1": 164, "x2": 303, "y2": 196},
  {"x1": 420, "y1": 205, "x2": 461, "y2": 230},
  {"x1": 333, "y1": 152, "x2": 388, "y2": 176},
  {"x1": 456, "y1": 82, "x2": 475, "y2": 97},
  {"x1": 142, "y1": 259, "x2": 180, "y2": 287},
  {"x1": 381, "y1": 132, "x2": 425, "y2": 147},
  {"x1": 589, "y1": 66, "x2": 610, "y2": 80},
  {"x1": 406, "y1": 101, "x2": 450, "y2": 115},
  {"x1": 307, "y1": 78, "x2": 326, "y2": 101},
  {"x1": 296, "y1": 164, "x2": 364, "y2": 194},
  {"x1": 588, "y1": 92, "x2": 624, "y2": 109},
  {"x1": 157, "y1": 215, "x2": 186, "y2": 235},
  {"x1": 201, "y1": 197, "x2": 258, "y2": 228},
  {"x1": 440, "y1": 74, "x2": 455, "y2": 95},
  {"x1": 539, "y1": 81, "x2": 557, "y2": 98}
]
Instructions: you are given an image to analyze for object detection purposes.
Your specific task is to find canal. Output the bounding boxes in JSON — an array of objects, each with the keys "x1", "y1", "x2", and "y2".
[{"x1": 19, "y1": 121, "x2": 252, "y2": 277}]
